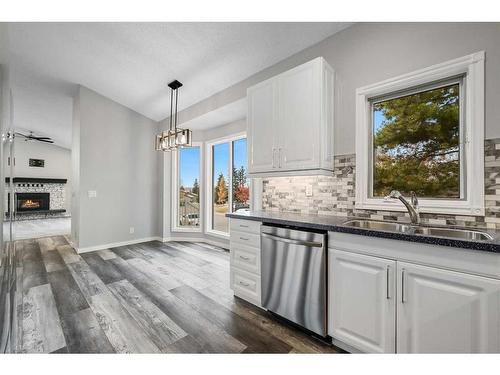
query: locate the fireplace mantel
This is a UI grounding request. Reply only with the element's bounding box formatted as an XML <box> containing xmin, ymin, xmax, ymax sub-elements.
<box><xmin>5</xmin><ymin>177</ymin><xmax>67</xmax><ymax>184</ymax></box>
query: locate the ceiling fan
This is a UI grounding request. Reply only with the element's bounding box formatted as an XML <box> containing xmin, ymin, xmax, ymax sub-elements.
<box><xmin>15</xmin><ymin>131</ymin><xmax>54</xmax><ymax>144</ymax></box>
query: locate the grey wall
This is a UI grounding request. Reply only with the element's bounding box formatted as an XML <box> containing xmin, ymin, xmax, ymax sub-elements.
<box><xmin>0</xmin><ymin>65</ymin><xmax>8</xmax><ymax>248</ymax></box>
<box><xmin>71</xmin><ymin>91</ymin><xmax>80</xmax><ymax>247</ymax></box>
<box><xmin>0</xmin><ymin>61</ymin><xmax>12</xmax><ymax>250</ymax></box>
<box><xmin>172</xmin><ymin>23</ymin><xmax>500</xmax><ymax>155</ymax></box>
<box><xmin>74</xmin><ymin>86</ymin><xmax>160</xmax><ymax>250</ymax></box>
<box><xmin>9</xmin><ymin>138</ymin><xmax>72</xmax><ymax>212</ymax></box>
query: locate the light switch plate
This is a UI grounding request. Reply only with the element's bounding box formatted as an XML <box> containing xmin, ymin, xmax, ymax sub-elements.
<box><xmin>306</xmin><ymin>185</ymin><xmax>313</xmax><ymax>197</ymax></box>
<box><xmin>88</xmin><ymin>190</ymin><xmax>97</xmax><ymax>198</ymax></box>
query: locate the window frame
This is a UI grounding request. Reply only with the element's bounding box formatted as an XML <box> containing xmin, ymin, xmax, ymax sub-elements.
<box><xmin>171</xmin><ymin>141</ymin><xmax>203</xmax><ymax>233</ymax></box>
<box><xmin>205</xmin><ymin>132</ymin><xmax>247</xmax><ymax>238</ymax></box>
<box><xmin>369</xmin><ymin>77</ymin><xmax>465</xmax><ymax>200</ymax></box>
<box><xmin>355</xmin><ymin>51</ymin><xmax>485</xmax><ymax>216</ymax></box>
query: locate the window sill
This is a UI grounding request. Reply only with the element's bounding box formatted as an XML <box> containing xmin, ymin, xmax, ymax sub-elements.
<box><xmin>355</xmin><ymin>199</ymin><xmax>485</xmax><ymax>217</ymax></box>
<box><xmin>171</xmin><ymin>227</ymin><xmax>202</xmax><ymax>233</ymax></box>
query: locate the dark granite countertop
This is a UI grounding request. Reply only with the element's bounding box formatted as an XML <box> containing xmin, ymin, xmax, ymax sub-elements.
<box><xmin>226</xmin><ymin>210</ymin><xmax>500</xmax><ymax>254</ymax></box>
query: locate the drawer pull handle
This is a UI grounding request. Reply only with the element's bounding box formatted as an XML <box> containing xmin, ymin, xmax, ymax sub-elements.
<box><xmin>239</xmin><ymin>255</ymin><xmax>250</xmax><ymax>260</ymax></box>
<box><xmin>239</xmin><ymin>237</ymin><xmax>249</xmax><ymax>241</ymax></box>
<box><xmin>401</xmin><ymin>268</ymin><xmax>406</xmax><ymax>303</ymax></box>
<box><xmin>239</xmin><ymin>281</ymin><xmax>250</xmax><ymax>287</ymax></box>
<box><xmin>386</xmin><ymin>265</ymin><xmax>391</xmax><ymax>299</ymax></box>
<box><xmin>239</xmin><ymin>224</ymin><xmax>249</xmax><ymax>228</ymax></box>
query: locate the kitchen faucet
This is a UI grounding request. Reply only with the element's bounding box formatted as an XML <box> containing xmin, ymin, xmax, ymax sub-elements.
<box><xmin>386</xmin><ymin>190</ymin><xmax>420</xmax><ymax>224</ymax></box>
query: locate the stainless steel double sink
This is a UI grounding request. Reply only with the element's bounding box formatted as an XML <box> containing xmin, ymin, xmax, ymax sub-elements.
<box><xmin>343</xmin><ymin>219</ymin><xmax>493</xmax><ymax>241</ymax></box>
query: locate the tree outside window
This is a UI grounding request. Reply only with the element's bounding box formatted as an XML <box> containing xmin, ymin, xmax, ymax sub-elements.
<box><xmin>372</xmin><ymin>83</ymin><xmax>461</xmax><ymax>199</ymax></box>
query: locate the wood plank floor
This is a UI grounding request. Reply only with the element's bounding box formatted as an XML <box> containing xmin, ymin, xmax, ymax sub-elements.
<box><xmin>13</xmin><ymin>236</ymin><xmax>341</xmax><ymax>354</ymax></box>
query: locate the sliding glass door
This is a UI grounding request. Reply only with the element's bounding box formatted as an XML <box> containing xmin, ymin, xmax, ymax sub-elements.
<box><xmin>207</xmin><ymin>135</ymin><xmax>249</xmax><ymax>236</ymax></box>
<box><xmin>231</xmin><ymin>138</ymin><xmax>249</xmax><ymax>212</ymax></box>
<box><xmin>211</xmin><ymin>142</ymin><xmax>230</xmax><ymax>233</ymax></box>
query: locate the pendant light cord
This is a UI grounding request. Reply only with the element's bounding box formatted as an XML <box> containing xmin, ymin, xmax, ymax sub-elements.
<box><xmin>174</xmin><ymin>88</ymin><xmax>179</xmax><ymax>132</ymax></box>
<box><xmin>169</xmin><ymin>87</ymin><xmax>174</xmax><ymax>132</ymax></box>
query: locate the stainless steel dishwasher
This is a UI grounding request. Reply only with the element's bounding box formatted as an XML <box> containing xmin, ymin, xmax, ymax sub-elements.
<box><xmin>261</xmin><ymin>225</ymin><xmax>327</xmax><ymax>337</ymax></box>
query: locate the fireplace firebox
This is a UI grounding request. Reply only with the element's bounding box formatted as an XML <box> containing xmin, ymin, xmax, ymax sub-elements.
<box><xmin>13</xmin><ymin>192</ymin><xmax>50</xmax><ymax>212</ymax></box>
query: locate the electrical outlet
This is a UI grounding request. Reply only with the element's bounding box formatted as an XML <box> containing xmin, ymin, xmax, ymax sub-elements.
<box><xmin>88</xmin><ymin>190</ymin><xmax>97</xmax><ymax>198</ymax></box>
<box><xmin>306</xmin><ymin>185</ymin><xmax>313</xmax><ymax>197</ymax></box>
<box><xmin>129</xmin><ymin>227</ymin><xmax>135</xmax><ymax>234</ymax></box>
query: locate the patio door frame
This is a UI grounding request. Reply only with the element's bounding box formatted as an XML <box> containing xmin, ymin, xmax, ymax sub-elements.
<box><xmin>204</xmin><ymin>132</ymin><xmax>246</xmax><ymax>239</ymax></box>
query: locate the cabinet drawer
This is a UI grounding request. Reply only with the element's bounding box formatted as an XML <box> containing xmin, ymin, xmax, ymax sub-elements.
<box><xmin>232</xmin><ymin>268</ymin><xmax>261</xmax><ymax>306</ymax></box>
<box><xmin>230</xmin><ymin>219</ymin><xmax>261</xmax><ymax>235</ymax></box>
<box><xmin>230</xmin><ymin>230</ymin><xmax>261</xmax><ymax>248</ymax></box>
<box><xmin>231</xmin><ymin>243</ymin><xmax>260</xmax><ymax>274</ymax></box>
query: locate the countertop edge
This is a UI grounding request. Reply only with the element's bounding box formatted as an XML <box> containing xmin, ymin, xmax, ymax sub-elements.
<box><xmin>226</xmin><ymin>212</ymin><xmax>500</xmax><ymax>254</ymax></box>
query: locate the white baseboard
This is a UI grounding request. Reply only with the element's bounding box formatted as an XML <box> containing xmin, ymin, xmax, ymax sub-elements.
<box><xmin>160</xmin><ymin>236</ymin><xmax>229</xmax><ymax>250</ymax></box>
<box><xmin>76</xmin><ymin>236</ymin><xmax>163</xmax><ymax>254</ymax></box>
<box><xmin>74</xmin><ymin>234</ymin><xmax>230</xmax><ymax>254</ymax></box>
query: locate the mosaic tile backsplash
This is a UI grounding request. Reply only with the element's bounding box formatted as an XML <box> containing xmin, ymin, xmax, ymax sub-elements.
<box><xmin>262</xmin><ymin>138</ymin><xmax>500</xmax><ymax>230</ymax></box>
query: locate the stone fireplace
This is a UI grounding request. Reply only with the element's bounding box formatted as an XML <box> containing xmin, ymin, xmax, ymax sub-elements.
<box><xmin>4</xmin><ymin>177</ymin><xmax>68</xmax><ymax>220</ymax></box>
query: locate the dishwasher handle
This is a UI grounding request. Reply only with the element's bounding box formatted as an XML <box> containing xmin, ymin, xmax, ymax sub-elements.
<box><xmin>261</xmin><ymin>232</ymin><xmax>323</xmax><ymax>247</ymax></box>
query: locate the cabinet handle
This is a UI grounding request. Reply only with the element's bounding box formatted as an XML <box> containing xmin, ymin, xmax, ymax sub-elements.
<box><xmin>272</xmin><ymin>148</ymin><xmax>276</xmax><ymax>168</ymax></box>
<box><xmin>239</xmin><ymin>224</ymin><xmax>249</xmax><ymax>228</ymax></box>
<box><xmin>401</xmin><ymin>268</ymin><xmax>406</xmax><ymax>303</ymax></box>
<box><xmin>239</xmin><ymin>236</ymin><xmax>249</xmax><ymax>241</ymax></box>
<box><xmin>278</xmin><ymin>148</ymin><xmax>282</xmax><ymax>168</ymax></box>
<box><xmin>239</xmin><ymin>281</ymin><xmax>250</xmax><ymax>287</ymax></box>
<box><xmin>386</xmin><ymin>265</ymin><xmax>391</xmax><ymax>299</ymax></box>
<box><xmin>239</xmin><ymin>255</ymin><xmax>250</xmax><ymax>260</ymax></box>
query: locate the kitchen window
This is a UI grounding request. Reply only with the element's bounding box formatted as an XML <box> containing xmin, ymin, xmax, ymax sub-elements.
<box><xmin>172</xmin><ymin>143</ymin><xmax>202</xmax><ymax>232</ymax></box>
<box><xmin>206</xmin><ymin>133</ymin><xmax>249</xmax><ymax>237</ymax></box>
<box><xmin>371</xmin><ymin>80</ymin><xmax>462</xmax><ymax>199</ymax></box>
<box><xmin>356</xmin><ymin>52</ymin><xmax>485</xmax><ymax>215</ymax></box>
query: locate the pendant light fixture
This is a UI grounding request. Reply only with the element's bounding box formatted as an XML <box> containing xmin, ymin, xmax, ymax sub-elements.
<box><xmin>155</xmin><ymin>80</ymin><xmax>192</xmax><ymax>151</ymax></box>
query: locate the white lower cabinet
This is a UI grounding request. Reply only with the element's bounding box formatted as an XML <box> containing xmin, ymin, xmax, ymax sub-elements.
<box><xmin>329</xmin><ymin>248</ymin><xmax>500</xmax><ymax>353</ymax></box>
<box><xmin>397</xmin><ymin>262</ymin><xmax>500</xmax><ymax>353</ymax></box>
<box><xmin>329</xmin><ymin>249</ymin><xmax>396</xmax><ymax>353</ymax></box>
<box><xmin>229</xmin><ymin>218</ymin><xmax>262</xmax><ymax>307</ymax></box>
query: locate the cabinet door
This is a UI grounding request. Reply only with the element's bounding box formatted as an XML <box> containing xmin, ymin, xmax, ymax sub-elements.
<box><xmin>277</xmin><ymin>59</ymin><xmax>321</xmax><ymax>171</ymax></box>
<box><xmin>329</xmin><ymin>249</ymin><xmax>396</xmax><ymax>353</ymax></box>
<box><xmin>397</xmin><ymin>262</ymin><xmax>500</xmax><ymax>353</ymax></box>
<box><xmin>247</xmin><ymin>79</ymin><xmax>278</xmax><ymax>174</ymax></box>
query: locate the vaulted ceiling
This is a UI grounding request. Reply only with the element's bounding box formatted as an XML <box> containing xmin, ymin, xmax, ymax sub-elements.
<box><xmin>5</xmin><ymin>22</ymin><xmax>352</xmax><ymax>147</ymax></box>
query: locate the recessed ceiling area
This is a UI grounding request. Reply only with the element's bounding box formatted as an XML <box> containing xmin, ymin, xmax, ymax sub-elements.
<box><xmin>176</xmin><ymin>98</ymin><xmax>247</xmax><ymax>131</ymax></box>
<box><xmin>4</xmin><ymin>22</ymin><xmax>352</xmax><ymax>147</ymax></box>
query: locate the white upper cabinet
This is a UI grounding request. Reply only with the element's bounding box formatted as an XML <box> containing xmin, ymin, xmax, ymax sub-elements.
<box><xmin>277</xmin><ymin>61</ymin><xmax>320</xmax><ymax>171</ymax></box>
<box><xmin>397</xmin><ymin>262</ymin><xmax>500</xmax><ymax>353</ymax></box>
<box><xmin>247</xmin><ymin>79</ymin><xmax>278</xmax><ymax>174</ymax></box>
<box><xmin>247</xmin><ymin>57</ymin><xmax>334</xmax><ymax>177</ymax></box>
<box><xmin>329</xmin><ymin>249</ymin><xmax>396</xmax><ymax>353</ymax></box>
